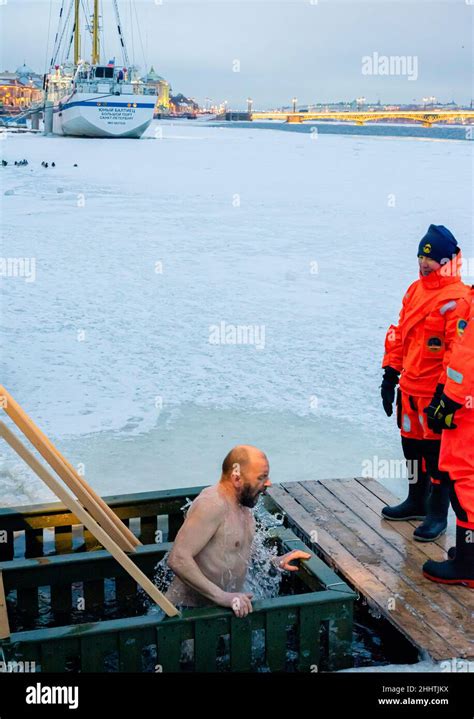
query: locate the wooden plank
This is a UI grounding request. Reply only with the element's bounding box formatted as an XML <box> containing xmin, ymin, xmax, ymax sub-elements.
<box><xmin>0</xmin><ymin>570</ymin><xmax>10</xmax><ymax>639</ymax></box>
<box><xmin>230</xmin><ymin>615</ymin><xmax>252</xmax><ymax>672</ymax></box>
<box><xmin>80</xmin><ymin>634</ymin><xmax>117</xmax><ymax>672</ymax></box>
<box><xmin>338</xmin><ymin>479</ymin><xmax>469</xmax><ymax>611</ymax></box>
<box><xmin>349</xmin><ymin>478</ymin><xmax>453</xmax><ymax>562</ymax></box>
<box><xmin>4</xmin><ymin>641</ymin><xmax>40</xmax><ymax>668</ymax></box>
<box><xmin>140</xmin><ymin>516</ymin><xmax>158</xmax><ymax>545</ymax></box>
<box><xmin>0</xmin><ymin>388</ymin><xmax>139</xmax><ymax>551</ymax></box>
<box><xmin>167</xmin><ymin>513</ymin><xmax>181</xmax><ymax>542</ymax></box>
<box><xmin>194</xmin><ymin>618</ymin><xmax>227</xmax><ymax>672</ymax></box>
<box><xmin>313</xmin><ymin>480</ymin><xmax>474</xmax><ymax>636</ymax></box>
<box><xmin>0</xmin><ymin>543</ymin><xmax>171</xmax><ymax>592</ymax></box>
<box><xmin>329</xmin><ymin>601</ymin><xmax>353</xmax><ymax>671</ymax></box>
<box><xmin>41</xmin><ymin>639</ymin><xmax>79</xmax><ymax>672</ymax></box>
<box><xmin>298</xmin><ymin>481</ymin><xmax>473</xmax><ymax>655</ymax></box>
<box><xmin>297</xmin><ymin>605</ymin><xmax>320</xmax><ymax>672</ymax></box>
<box><xmin>0</xmin><ymin>423</ymin><xmax>180</xmax><ymax>617</ymax></box>
<box><xmin>54</xmin><ymin>525</ymin><xmax>73</xmax><ymax>554</ymax></box>
<box><xmin>265</xmin><ymin>609</ymin><xmax>289</xmax><ymax>672</ymax></box>
<box><xmin>119</xmin><ymin>630</ymin><xmax>144</xmax><ymax>672</ymax></box>
<box><xmin>24</xmin><ymin>529</ymin><xmax>44</xmax><ymax>558</ymax></box>
<box><xmin>156</xmin><ymin>623</ymin><xmax>182</xmax><ymax>672</ymax></box>
<box><xmin>355</xmin><ymin>476</ymin><xmax>454</xmax><ymax>551</ymax></box>
<box><xmin>269</xmin><ymin>483</ymin><xmax>457</xmax><ymax>660</ymax></box>
<box><xmin>84</xmin><ymin>578</ymin><xmax>105</xmax><ymax>612</ymax></box>
<box><xmin>84</xmin><ymin>527</ymin><xmax>103</xmax><ymax>552</ymax></box>
<box><xmin>0</xmin><ymin>487</ymin><xmax>205</xmax><ymax>534</ymax></box>
<box><xmin>274</xmin><ymin>527</ymin><xmax>353</xmax><ymax>592</ymax></box>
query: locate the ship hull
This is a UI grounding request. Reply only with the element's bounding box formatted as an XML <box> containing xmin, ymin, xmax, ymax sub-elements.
<box><xmin>53</xmin><ymin>93</ymin><xmax>156</xmax><ymax>138</ymax></box>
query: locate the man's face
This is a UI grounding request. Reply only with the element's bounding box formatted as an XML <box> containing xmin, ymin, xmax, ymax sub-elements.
<box><xmin>418</xmin><ymin>256</ymin><xmax>441</xmax><ymax>277</ymax></box>
<box><xmin>238</xmin><ymin>456</ymin><xmax>272</xmax><ymax>508</ymax></box>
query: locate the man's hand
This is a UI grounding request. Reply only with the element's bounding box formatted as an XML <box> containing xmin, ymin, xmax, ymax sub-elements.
<box><xmin>221</xmin><ymin>592</ymin><xmax>253</xmax><ymax>618</ymax></box>
<box><xmin>381</xmin><ymin>366</ymin><xmax>400</xmax><ymax>417</ymax></box>
<box><xmin>277</xmin><ymin>549</ymin><xmax>311</xmax><ymax>572</ymax></box>
<box><xmin>424</xmin><ymin>391</ymin><xmax>463</xmax><ymax>433</ymax></box>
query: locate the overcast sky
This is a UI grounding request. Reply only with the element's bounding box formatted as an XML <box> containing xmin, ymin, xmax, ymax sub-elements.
<box><xmin>1</xmin><ymin>0</ymin><xmax>472</xmax><ymax>109</ymax></box>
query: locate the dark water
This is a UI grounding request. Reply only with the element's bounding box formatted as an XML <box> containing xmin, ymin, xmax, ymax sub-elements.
<box><xmin>210</xmin><ymin>120</ymin><xmax>472</xmax><ymax>142</ymax></box>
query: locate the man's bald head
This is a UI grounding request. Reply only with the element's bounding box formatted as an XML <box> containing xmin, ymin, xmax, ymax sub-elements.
<box><xmin>221</xmin><ymin>445</ymin><xmax>271</xmax><ymax>508</ymax></box>
<box><xmin>221</xmin><ymin>445</ymin><xmax>268</xmax><ymax>479</ymax></box>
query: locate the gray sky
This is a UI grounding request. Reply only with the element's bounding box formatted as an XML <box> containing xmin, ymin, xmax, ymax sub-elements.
<box><xmin>1</xmin><ymin>0</ymin><xmax>472</xmax><ymax>109</ymax></box>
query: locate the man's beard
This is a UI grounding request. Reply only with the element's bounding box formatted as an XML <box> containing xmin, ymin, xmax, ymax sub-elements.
<box><xmin>239</xmin><ymin>485</ymin><xmax>265</xmax><ymax>508</ymax></box>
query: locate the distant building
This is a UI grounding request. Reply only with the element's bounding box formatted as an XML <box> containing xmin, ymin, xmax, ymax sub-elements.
<box><xmin>169</xmin><ymin>93</ymin><xmax>199</xmax><ymax>116</ymax></box>
<box><xmin>0</xmin><ymin>64</ymin><xmax>43</xmax><ymax>113</ymax></box>
<box><xmin>142</xmin><ymin>66</ymin><xmax>170</xmax><ymax>114</ymax></box>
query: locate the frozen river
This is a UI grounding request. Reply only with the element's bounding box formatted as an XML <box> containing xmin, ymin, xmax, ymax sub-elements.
<box><xmin>1</xmin><ymin>120</ymin><xmax>473</xmax><ymax>505</ymax></box>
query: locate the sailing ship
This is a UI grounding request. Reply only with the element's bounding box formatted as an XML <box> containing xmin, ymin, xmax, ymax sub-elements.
<box><xmin>45</xmin><ymin>0</ymin><xmax>157</xmax><ymax>138</ymax></box>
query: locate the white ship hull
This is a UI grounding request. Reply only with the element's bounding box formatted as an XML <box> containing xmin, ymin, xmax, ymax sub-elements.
<box><xmin>53</xmin><ymin>92</ymin><xmax>155</xmax><ymax>138</ymax></box>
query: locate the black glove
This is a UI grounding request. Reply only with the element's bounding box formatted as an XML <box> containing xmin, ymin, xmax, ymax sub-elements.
<box><xmin>381</xmin><ymin>366</ymin><xmax>400</xmax><ymax>417</ymax></box>
<box><xmin>423</xmin><ymin>384</ymin><xmax>445</xmax><ymax>433</ymax></box>
<box><xmin>424</xmin><ymin>389</ymin><xmax>463</xmax><ymax>433</ymax></box>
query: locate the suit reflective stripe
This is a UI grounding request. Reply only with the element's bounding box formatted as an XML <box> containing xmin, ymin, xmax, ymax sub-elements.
<box><xmin>440</xmin><ymin>300</ymin><xmax>457</xmax><ymax>315</ymax></box>
<box><xmin>447</xmin><ymin>367</ymin><xmax>464</xmax><ymax>384</ymax></box>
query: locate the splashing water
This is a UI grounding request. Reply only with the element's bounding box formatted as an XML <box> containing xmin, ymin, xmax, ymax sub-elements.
<box><xmin>243</xmin><ymin>498</ymin><xmax>284</xmax><ymax>600</ymax></box>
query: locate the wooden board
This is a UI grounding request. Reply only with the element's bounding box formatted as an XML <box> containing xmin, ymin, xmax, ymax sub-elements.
<box><xmin>0</xmin><ymin>422</ymin><xmax>180</xmax><ymax>621</ymax></box>
<box><xmin>268</xmin><ymin>478</ymin><xmax>474</xmax><ymax>661</ymax></box>
<box><xmin>0</xmin><ymin>386</ymin><xmax>139</xmax><ymax>552</ymax></box>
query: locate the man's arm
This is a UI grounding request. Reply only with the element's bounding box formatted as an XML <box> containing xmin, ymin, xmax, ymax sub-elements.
<box><xmin>438</xmin><ymin>297</ymin><xmax>472</xmax><ymax>386</ymax></box>
<box><xmin>444</xmin><ymin>315</ymin><xmax>474</xmax><ymax>405</ymax></box>
<box><xmin>425</xmin><ymin>308</ymin><xmax>474</xmax><ymax>432</ymax></box>
<box><xmin>382</xmin><ymin>286</ymin><xmax>413</xmax><ymax>372</ymax></box>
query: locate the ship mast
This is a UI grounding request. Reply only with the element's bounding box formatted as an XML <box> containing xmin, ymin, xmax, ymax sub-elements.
<box><xmin>92</xmin><ymin>0</ymin><xmax>100</xmax><ymax>65</ymax></box>
<box><xmin>73</xmin><ymin>0</ymin><xmax>80</xmax><ymax>66</ymax></box>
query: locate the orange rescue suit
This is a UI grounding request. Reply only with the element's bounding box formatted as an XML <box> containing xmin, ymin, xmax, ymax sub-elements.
<box><xmin>440</xmin><ymin>298</ymin><xmax>474</xmax><ymax>528</ymax></box>
<box><xmin>383</xmin><ymin>252</ymin><xmax>472</xmax><ymax>398</ymax></box>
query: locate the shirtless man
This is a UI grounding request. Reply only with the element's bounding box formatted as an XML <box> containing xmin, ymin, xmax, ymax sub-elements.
<box><xmin>166</xmin><ymin>445</ymin><xmax>311</xmax><ymax>618</ymax></box>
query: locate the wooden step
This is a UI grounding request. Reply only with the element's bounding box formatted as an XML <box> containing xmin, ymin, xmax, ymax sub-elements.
<box><xmin>268</xmin><ymin>478</ymin><xmax>474</xmax><ymax>661</ymax></box>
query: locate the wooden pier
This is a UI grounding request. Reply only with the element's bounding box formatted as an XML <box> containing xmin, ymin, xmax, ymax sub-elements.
<box><xmin>268</xmin><ymin>477</ymin><xmax>474</xmax><ymax>661</ymax></box>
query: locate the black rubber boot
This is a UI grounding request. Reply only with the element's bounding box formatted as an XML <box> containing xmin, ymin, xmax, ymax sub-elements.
<box><xmin>413</xmin><ymin>439</ymin><xmax>450</xmax><ymax>541</ymax></box>
<box><xmin>413</xmin><ymin>480</ymin><xmax>450</xmax><ymax>542</ymax></box>
<box><xmin>423</xmin><ymin>524</ymin><xmax>474</xmax><ymax>587</ymax></box>
<box><xmin>382</xmin><ymin>437</ymin><xmax>429</xmax><ymax>520</ymax></box>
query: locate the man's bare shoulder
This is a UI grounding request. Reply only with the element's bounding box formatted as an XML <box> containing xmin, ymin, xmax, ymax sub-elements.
<box><xmin>187</xmin><ymin>485</ymin><xmax>228</xmax><ymax>520</ymax></box>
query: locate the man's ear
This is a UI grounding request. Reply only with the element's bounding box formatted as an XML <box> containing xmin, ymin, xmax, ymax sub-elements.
<box><xmin>231</xmin><ymin>462</ymin><xmax>241</xmax><ymax>482</ymax></box>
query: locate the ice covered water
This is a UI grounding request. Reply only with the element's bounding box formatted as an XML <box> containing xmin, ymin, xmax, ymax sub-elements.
<box><xmin>1</xmin><ymin>121</ymin><xmax>472</xmax><ymax>505</ymax></box>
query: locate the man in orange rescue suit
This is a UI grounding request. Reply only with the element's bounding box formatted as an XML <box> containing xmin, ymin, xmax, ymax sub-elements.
<box><xmin>422</xmin><ymin>299</ymin><xmax>474</xmax><ymax>586</ymax></box>
<box><xmin>380</xmin><ymin>225</ymin><xmax>471</xmax><ymax>542</ymax></box>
